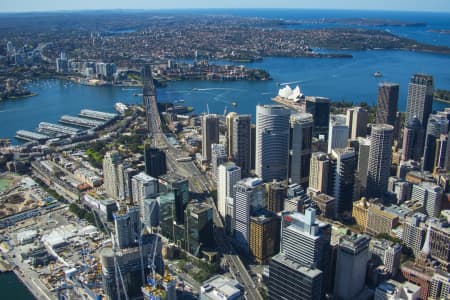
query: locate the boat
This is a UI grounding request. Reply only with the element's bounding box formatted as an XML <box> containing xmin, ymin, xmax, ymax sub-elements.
<box><xmin>231</xmin><ymin>101</ymin><xmax>238</xmax><ymax>107</ymax></box>
<box><xmin>373</xmin><ymin>71</ymin><xmax>383</xmax><ymax>77</ymax></box>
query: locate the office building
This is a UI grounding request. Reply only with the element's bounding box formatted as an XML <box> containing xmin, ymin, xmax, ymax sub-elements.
<box><xmin>200</xmin><ymin>275</ymin><xmax>243</xmax><ymax>300</ymax></box>
<box><xmin>118</xmin><ymin>163</ymin><xmax>138</xmax><ymax>204</ymax></box>
<box><xmin>403</xmin><ymin>213</ymin><xmax>428</xmax><ymax>256</ymax></box>
<box><xmin>434</xmin><ymin>134</ymin><xmax>448</xmax><ymax>171</ymax></box>
<box><xmin>334</xmin><ymin>234</ymin><xmax>371</xmax><ymax>300</ymax></box>
<box><xmin>406</xmin><ymin>74</ymin><xmax>434</xmax><ymax>129</ymax></box>
<box><xmin>225</xmin><ymin>112</ymin><xmax>237</xmax><ymax>158</ymax></box>
<box><xmin>266</xmin><ymin>180</ymin><xmax>287</xmax><ymax>213</ymax></box>
<box><xmin>211</xmin><ymin>144</ymin><xmax>227</xmax><ymax>180</ymax></box>
<box><xmin>328</xmin><ymin>114</ymin><xmax>349</xmax><ymax>154</ymax></box>
<box><xmin>255</xmin><ymin>105</ymin><xmax>290</xmax><ymax>182</ymax></box>
<box><xmin>131</xmin><ymin>172</ymin><xmax>158</xmax><ymax>215</ymax></box>
<box><xmin>374</xmin><ymin>280</ymin><xmax>421</xmax><ymax>300</ymax></box>
<box><xmin>249</xmin><ymin>212</ymin><xmax>279</xmax><ymax>263</ymax></box>
<box><xmin>411</xmin><ymin>182</ymin><xmax>443</xmax><ymax>218</ymax></box>
<box><xmin>422</xmin><ymin>114</ymin><xmax>448</xmax><ymax>172</ymax></box>
<box><xmin>306</xmin><ymin>96</ymin><xmax>330</xmax><ymax>138</ymax></box>
<box><xmin>384</xmin><ymin>243</ymin><xmax>402</xmax><ymax>277</ymax></box>
<box><xmin>143</xmin><ymin>197</ymin><xmax>160</xmax><ymax>229</ymax></box>
<box><xmin>356</xmin><ymin>137</ymin><xmax>371</xmax><ymax>198</ymax></box>
<box><xmin>113</xmin><ymin>206</ymin><xmax>141</xmax><ymax>249</ymax></box>
<box><xmin>185</xmin><ymin>201</ymin><xmax>213</xmax><ymax>257</ymax></box>
<box><xmin>311</xmin><ymin>194</ymin><xmax>336</xmax><ymax>219</ymax></box>
<box><xmin>250</xmin><ymin>124</ymin><xmax>256</xmax><ymax>171</ymax></box>
<box><xmin>329</xmin><ymin>148</ymin><xmax>357</xmax><ymax>218</ymax></box>
<box><xmin>158</xmin><ymin>192</ymin><xmax>177</xmax><ymax>241</ymax></box>
<box><xmin>217</xmin><ymin>162</ymin><xmax>241</xmax><ymax>217</ymax></box>
<box><xmin>228</xmin><ymin>114</ymin><xmax>252</xmax><ymax>176</ymax></box>
<box><xmin>402</xmin><ymin>117</ymin><xmax>422</xmax><ymax>162</ymax></box>
<box><xmin>376</xmin><ymin>83</ymin><xmax>399</xmax><ymax>126</ymax></box>
<box><xmin>269</xmin><ymin>253</ymin><xmax>323</xmax><ymax>300</ymax></box>
<box><xmin>367</xmin><ymin>124</ymin><xmax>394</xmax><ymax>199</ymax></box>
<box><xmin>288</xmin><ymin>113</ymin><xmax>313</xmax><ymax>186</ymax></box>
<box><xmin>233</xmin><ymin>177</ymin><xmax>265</xmax><ymax>250</ymax></box>
<box><xmin>388</xmin><ymin>177</ymin><xmax>412</xmax><ymax>204</ymax></box>
<box><xmin>144</xmin><ymin>143</ymin><xmax>167</xmax><ymax>178</ymax></box>
<box><xmin>202</xmin><ymin>114</ymin><xmax>219</xmax><ymax>162</ymax></box>
<box><xmin>308</xmin><ymin>152</ymin><xmax>330</xmax><ymax>195</ymax></box>
<box><xmin>158</xmin><ymin>174</ymin><xmax>189</xmax><ymax>226</ymax></box>
<box><xmin>430</xmin><ymin>272</ymin><xmax>450</xmax><ymax>300</ymax></box>
<box><xmin>103</xmin><ymin>150</ymin><xmax>122</xmax><ymax>200</ymax></box>
<box><xmin>352</xmin><ymin>198</ymin><xmax>399</xmax><ymax>236</ymax></box>
<box><xmin>347</xmin><ymin>106</ymin><xmax>368</xmax><ymax>139</ymax></box>
<box><xmin>281</xmin><ymin>209</ymin><xmax>331</xmax><ymax>270</ymax></box>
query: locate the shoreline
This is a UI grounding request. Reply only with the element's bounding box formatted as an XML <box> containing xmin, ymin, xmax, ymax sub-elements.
<box><xmin>0</xmin><ymin>93</ymin><xmax>37</xmax><ymax>101</ymax></box>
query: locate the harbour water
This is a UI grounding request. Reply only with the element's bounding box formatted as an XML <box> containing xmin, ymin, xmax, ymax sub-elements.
<box><xmin>0</xmin><ymin>271</ymin><xmax>35</xmax><ymax>299</ymax></box>
<box><xmin>2</xmin><ymin>49</ymin><xmax>450</xmax><ymax>143</ymax></box>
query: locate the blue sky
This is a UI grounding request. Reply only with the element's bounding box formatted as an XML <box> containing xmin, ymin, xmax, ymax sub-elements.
<box><xmin>1</xmin><ymin>0</ymin><xmax>450</xmax><ymax>12</ymax></box>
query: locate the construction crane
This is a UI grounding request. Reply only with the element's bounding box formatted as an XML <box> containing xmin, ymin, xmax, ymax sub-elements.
<box><xmin>93</xmin><ymin>211</ymin><xmax>129</xmax><ymax>300</ymax></box>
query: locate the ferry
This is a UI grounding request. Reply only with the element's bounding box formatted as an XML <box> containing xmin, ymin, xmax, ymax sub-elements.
<box><xmin>231</xmin><ymin>101</ymin><xmax>238</xmax><ymax>107</ymax></box>
<box><xmin>373</xmin><ymin>71</ymin><xmax>383</xmax><ymax>77</ymax></box>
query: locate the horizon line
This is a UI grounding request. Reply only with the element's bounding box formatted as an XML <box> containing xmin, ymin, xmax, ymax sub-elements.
<box><xmin>0</xmin><ymin>7</ymin><xmax>450</xmax><ymax>14</ymax></box>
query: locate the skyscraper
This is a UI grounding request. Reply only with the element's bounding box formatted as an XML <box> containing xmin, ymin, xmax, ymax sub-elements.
<box><xmin>255</xmin><ymin>105</ymin><xmax>290</xmax><ymax>182</ymax></box>
<box><xmin>376</xmin><ymin>82</ymin><xmax>399</xmax><ymax>126</ymax></box>
<box><xmin>249</xmin><ymin>212</ymin><xmax>279</xmax><ymax>264</ymax></box>
<box><xmin>406</xmin><ymin>74</ymin><xmax>434</xmax><ymax>130</ymax></box>
<box><xmin>422</xmin><ymin>114</ymin><xmax>448</xmax><ymax>172</ymax></box>
<box><xmin>230</xmin><ymin>114</ymin><xmax>252</xmax><ymax>176</ymax></box>
<box><xmin>226</xmin><ymin>112</ymin><xmax>237</xmax><ymax>158</ymax></box>
<box><xmin>306</xmin><ymin>96</ymin><xmax>330</xmax><ymax>138</ymax></box>
<box><xmin>131</xmin><ymin>172</ymin><xmax>158</xmax><ymax>217</ymax></box>
<box><xmin>269</xmin><ymin>254</ymin><xmax>323</xmax><ymax>300</ymax></box>
<box><xmin>333</xmin><ymin>234</ymin><xmax>371</xmax><ymax>300</ymax></box>
<box><xmin>411</xmin><ymin>182</ymin><xmax>443</xmax><ymax>218</ymax></box>
<box><xmin>113</xmin><ymin>205</ymin><xmax>141</xmax><ymax>249</ymax></box>
<box><xmin>288</xmin><ymin>113</ymin><xmax>313</xmax><ymax>186</ymax></box>
<box><xmin>103</xmin><ymin>150</ymin><xmax>122</xmax><ymax>200</ymax></box>
<box><xmin>328</xmin><ymin>115</ymin><xmax>349</xmax><ymax>154</ymax></box>
<box><xmin>402</xmin><ymin>117</ymin><xmax>422</xmax><ymax>162</ymax></box>
<box><xmin>436</xmin><ymin>136</ymin><xmax>449</xmax><ymax>172</ymax></box>
<box><xmin>202</xmin><ymin>114</ymin><xmax>219</xmax><ymax>162</ymax></box>
<box><xmin>356</xmin><ymin>137</ymin><xmax>371</xmax><ymax>199</ymax></box>
<box><xmin>329</xmin><ymin>148</ymin><xmax>357</xmax><ymax>218</ymax></box>
<box><xmin>144</xmin><ymin>142</ymin><xmax>167</xmax><ymax>178</ymax></box>
<box><xmin>211</xmin><ymin>143</ymin><xmax>227</xmax><ymax>180</ymax></box>
<box><xmin>184</xmin><ymin>201</ymin><xmax>213</xmax><ymax>257</ymax></box>
<box><xmin>308</xmin><ymin>152</ymin><xmax>330</xmax><ymax>195</ymax></box>
<box><xmin>278</xmin><ymin>208</ymin><xmax>332</xmax><ymax>297</ymax></box>
<box><xmin>281</xmin><ymin>208</ymin><xmax>331</xmax><ymax>270</ymax></box>
<box><xmin>266</xmin><ymin>180</ymin><xmax>287</xmax><ymax>213</ymax></box>
<box><xmin>158</xmin><ymin>174</ymin><xmax>189</xmax><ymax>226</ymax></box>
<box><xmin>217</xmin><ymin>162</ymin><xmax>241</xmax><ymax>217</ymax></box>
<box><xmin>233</xmin><ymin>177</ymin><xmax>265</xmax><ymax>250</ymax></box>
<box><xmin>367</xmin><ymin>124</ymin><xmax>394</xmax><ymax>199</ymax></box>
<box><xmin>346</xmin><ymin>107</ymin><xmax>368</xmax><ymax>140</ymax></box>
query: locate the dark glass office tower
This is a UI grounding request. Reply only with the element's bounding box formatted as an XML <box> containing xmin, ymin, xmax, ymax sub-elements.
<box><xmin>306</xmin><ymin>96</ymin><xmax>330</xmax><ymax>139</ymax></box>
<box><xmin>144</xmin><ymin>142</ymin><xmax>167</xmax><ymax>178</ymax></box>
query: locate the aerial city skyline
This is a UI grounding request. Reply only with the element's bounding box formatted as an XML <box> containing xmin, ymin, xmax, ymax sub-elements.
<box><xmin>0</xmin><ymin>4</ymin><xmax>450</xmax><ymax>300</ymax></box>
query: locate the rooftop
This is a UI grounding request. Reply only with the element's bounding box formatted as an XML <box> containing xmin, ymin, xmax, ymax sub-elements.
<box><xmin>272</xmin><ymin>253</ymin><xmax>322</xmax><ymax>278</ymax></box>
